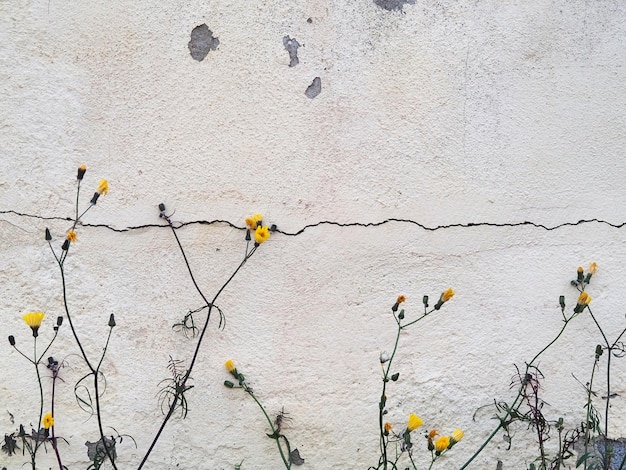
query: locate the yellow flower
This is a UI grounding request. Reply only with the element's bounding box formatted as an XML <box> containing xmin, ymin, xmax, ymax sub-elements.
<box><xmin>42</xmin><ymin>412</ymin><xmax>54</xmax><ymax>429</ymax></box>
<box><xmin>450</xmin><ymin>428</ymin><xmax>464</xmax><ymax>445</ymax></box>
<box><xmin>254</xmin><ymin>225</ymin><xmax>270</xmax><ymax>244</ymax></box>
<box><xmin>66</xmin><ymin>230</ymin><xmax>77</xmax><ymax>243</ymax></box>
<box><xmin>225</xmin><ymin>360</ymin><xmax>236</xmax><ymax>373</ymax></box>
<box><xmin>97</xmin><ymin>179</ymin><xmax>109</xmax><ymax>195</ymax></box>
<box><xmin>397</xmin><ymin>295</ymin><xmax>406</xmax><ymax>304</ymax></box>
<box><xmin>407</xmin><ymin>413</ymin><xmax>423</xmax><ymax>432</ymax></box>
<box><xmin>577</xmin><ymin>291</ymin><xmax>592</xmax><ymax>306</ymax></box>
<box><xmin>435</xmin><ymin>435</ymin><xmax>451</xmax><ymax>453</ymax></box>
<box><xmin>577</xmin><ymin>266</ymin><xmax>584</xmax><ymax>274</ymax></box>
<box><xmin>442</xmin><ymin>288</ymin><xmax>455</xmax><ymax>302</ymax></box>
<box><xmin>384</xmin><ymin>422</ymin><xmax>392</xmax><ymax>434</ymax></box>
<box><xmin>589</xmin><ymin>262</ymin><xmax>598</xmax><ymax>274</ymax></box>
<box><xmin>23</xmin><ymin>312</ymin><xmax>45</xmax><ymax>337</ymax></box>
<box><xmin>246</xmin><ymin>213</ymin><xmax>263</xmax><ymax>230</ymax></box>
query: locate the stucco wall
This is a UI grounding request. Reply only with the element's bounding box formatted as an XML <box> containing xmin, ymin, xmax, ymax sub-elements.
<box><xmin>1</xmin><ymin>1</ymin><xmax>625</xmax><ymax>469</ymax></box>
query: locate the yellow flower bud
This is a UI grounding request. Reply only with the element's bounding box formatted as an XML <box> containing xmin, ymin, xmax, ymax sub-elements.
<box><xmin>384</xmin><ymin>422</ymin><xmax>392</xmax><ymax>435</ymax></box>
<box><xmin>577</xmin><ymin>291</ymin><xmax>592</xmax><ymax>306</ymax></box>
<box><xmin>589</xmin><ymin>262</ymin><xmax>598</xmax><ymax>274</ymax></box>
<box><xmin>225</xmin><ymin>360</ymin><xmax>236</xmax><ymax>373</ymax></box>
<box><xmin>66</xmin><ymin>230</ymin><xmax>77</xmax><ymax>243</ymax></box>
<box><xmin>442</xmin><ymin>288</ymin><xmax>455</xmax><ymax>302</ymax></box>
<box><xmin>450</xmin><ymin>428</ymin><xmax>464</xmax><ymax>445</ymax></box>
<box><xmin>97</xmin><ymin>179</ymin><xmax>109</xmax><ymax>195</ymax></box>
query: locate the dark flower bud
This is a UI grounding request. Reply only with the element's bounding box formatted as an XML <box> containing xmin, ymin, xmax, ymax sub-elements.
<box><xmin>45</xmin><ymin>228</ymin><xmax>52</xmax><ymax>241</ymax></box>
<box><xmin>584</xmin><ymin>273</ymin><xmax>592</xmax><ymax>284</ymax></box>
<box><xmin>56</xmin><ymin>316</ymin><xmax>63</xmax><ymax>326</ymax></box>
<box><xmin>245</xmin><ymin>229</ymin><xmax>251</xmax><ymax>241</ymax></box>
<box><xmin>77</xmin><ymin>164</ymin><xmax>87</xmax><ymax>180</ymax></box>
<box><xmin>595</xmin><ymin>344</ymin><xmax>603</xmax><ymax>359</ymax></box>
<box><xmin>158</xmin><ymin>203</ymin><xmax>166</xmax><ymax>212</ymax></box>
<box><xmin>391</xmin><ymin>372</ymin><xmax>400</xmax><ymax>381</ymax></box>
<box><xmin>224</xmin><ymin>380</ymin><xmax>234</xmax><ymax>388</ymax></box>
<box><xmin>61</xmin><ymin>239</ymin><xmax>70</xmax><ymax>251</ymax></box>
<box><xmin>90</xmin><ymin>192</ymin><xmax>100</xmax><ymax>205</ymax></box>
<box><xmin>559</xmin><ymin>296</ymin><xmax>565</xmax><ymax>308</ymax></box>
<box><xmin>108</xmin><ymin>314</ymin><xmax>116</xmax><ymax>327</ymax></box>
<box><xmin>48</xmin><ymin>357</ymin><xmax>55</xmax><ymax>365</ymax></box>
<box><xmin>398</xmin><ymin>310</ymin><xmax>404</xmax><ymax>320</ymax></box>
<box><xmin>270</xmin><ymin>224</ymin><xmax>277</xmax><ymax>232</ymax></box>
<box><xmin>423</xmin><ymin>295</ymin><xmax>429</xmax><ymax>306</ymax></box>
<box><xmin>391</xmin><ymin>302</ymin><xmax>399</xmax><ymax>312</ymax></box>
<box><xmin>577</xmin><ymin>266</ymin><xmax>584</xmax><ymax>283</ymax></box>
<box><xmin>8</xmin><ymin>335</ymin><xmax>15</xmax><ymax>346</ymax></box>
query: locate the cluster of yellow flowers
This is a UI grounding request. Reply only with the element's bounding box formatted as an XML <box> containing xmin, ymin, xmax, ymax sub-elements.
<box><xmin>428</xmin><ymin>428</ymin><xmax>464</xmax><ymax>455</ymax></box>
<box><xmin>245</xmin><ymin>213</ymin><xmax>270</xmax><ymax>245</ymax></box>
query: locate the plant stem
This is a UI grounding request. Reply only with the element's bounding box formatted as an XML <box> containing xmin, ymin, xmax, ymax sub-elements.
<box><xmin>459</xmin><ymin>317</ymin><xmax>573</xmax><ymax>469</ymax></box>
<box><xmin>137</xmin><ymin>218</ymin><xmax>256</xmax><ymax>469</ymax></box>
<box><xmin>247</xmin><ymin>389</ymin><xmax>291</xmax><ymax>469</ymax></box>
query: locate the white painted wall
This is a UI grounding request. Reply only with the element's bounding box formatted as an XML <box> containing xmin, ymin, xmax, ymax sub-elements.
<box><xmin>1</xmin><ymin>1</ymin><xmax>625</xmax><ymax>469</ymax></box>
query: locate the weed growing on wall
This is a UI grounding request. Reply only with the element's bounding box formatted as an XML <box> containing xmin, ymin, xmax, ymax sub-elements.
<box><xmin>3</xmin><ymin>167</ymin><xmax>275</xmax><ymax>469</ymax></box>
<box><xmin>223</xmin><ymin>360</ymin><xmax>305</xmax><ymax>469</ymax></box>
<box><xmin>461</xmin><ymin>263</ymin><xmax>626</xmax><ymax>470</ymax></box>
<box><xmin>370</xmin><ymin>291</ymin><xmax>464</xmax><ymax>470</ymax></box>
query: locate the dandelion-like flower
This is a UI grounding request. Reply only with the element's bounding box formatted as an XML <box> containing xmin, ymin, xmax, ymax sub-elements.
<box><xmin>577</xmin><ymin>291</ymin><xmax>592</xmax><ymax>306</ymax></box>
<box><xmin>23</xmin><ymin>312</ymin><xmax>45</xmax><ymax>337</ymax></box>
<box><xmin>442</xmin><ymin>288</ymin><xmax>455</xmax><ymax>302</ymax></box>
<box><xmin>97</xmin><ymin>179</ymin><xmax>109</xmax><ymax>195</ymax></box>
<box><xmin>254</xmin><ymin>225</ymin><xmax>270</xmax><ymax>244</ymax></box>
<box><xmin>407</xmin><ymin>413</ymin><xmax>423</xmax><ymax>432</ymax></box>
<box><xmin>246</xmin><ymin>213</ymin><xmax>263</xmax><ymax>230</ymax></box>
<box><xmin>435</xmin><ymin>435</ymin><xmax>450</xmax><ymax>453</ymax></box>
<box><xmin>42</xmin><ymin>412</ymin><xmax>54</xmax><ymax>429</ymax></box>
<box><xmin>397</xmin><ymin>295</ymin><xmax>406</xmax><ymax>304</ymax></box>
<box><xmin>450</xmin><ymin>428</ymin><xmax>464</xmax><ymax>445</ymax></box>
<box><xmin>66</xmin><ymin>230</ymin><xmax>77</xmax><ymax>243</ymax></box>
<box><xmin>225</xmin><ymin>359</ymin><xmax>236</xmax><ymax>373</ymax></box>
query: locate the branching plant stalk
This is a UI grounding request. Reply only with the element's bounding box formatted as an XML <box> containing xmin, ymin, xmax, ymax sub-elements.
<box><xmin>247</xmin><ymin>389</ymin><xmax>291</xmax><ymax>469</ymax></box>
<box><xmin>52</xmin><ymin>247</ymin><xmax>118</xmax><ymax>470</ymax></box>
<box><xmin>137</xmin><ymin>214</ymin><xmax>257</xmax><ymax>469</ymax></box>
<box><xmin>459</xmin><ymin>315</ymin><xmax>575</xmax><ymax>470</ymax></box>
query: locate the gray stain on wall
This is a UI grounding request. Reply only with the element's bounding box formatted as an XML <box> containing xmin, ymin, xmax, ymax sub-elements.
<box><xmin>283</xmin><ymin>36</ymin><xmax>301</xmax><ymax>67</ymax></box>
<box><xmin>188</xmin><ymin>24</ymin><xmax>220</xmax><ymax>61</ymax></box>
<box><xmin>305</xmin><ymin>77</ymin><xmax>321</xmax><ymax>99</ymax></box>
<box><xmin>374</xmin><ymin>0</ymin><xmax>416</xmax><ymax>11</ymax></box>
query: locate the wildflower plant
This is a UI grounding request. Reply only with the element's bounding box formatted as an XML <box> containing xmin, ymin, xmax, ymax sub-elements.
<box><xmin>223</xmin><ymin>360</ymin><xmax>304</xmax><ymax>469</ymax></box>
<box><xmin>371</xmin><ymin>292</ymin><xmax>463</xmax><ymax>470</ymax></box>
<box><xmin>137</xmin><ymin>208</ymin><xmax>275</xmax><ymax>468</ymax></box>
<box><xmin>460</xmin><ymin>263</ymin><xmax>626</xmax><ymax>470</ymax></box>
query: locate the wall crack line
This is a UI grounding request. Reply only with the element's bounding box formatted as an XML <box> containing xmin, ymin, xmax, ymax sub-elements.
<box><xmin>1</xmin><ymin>210</ymin><xmax>624</xmax><ymax>236</ymax></box>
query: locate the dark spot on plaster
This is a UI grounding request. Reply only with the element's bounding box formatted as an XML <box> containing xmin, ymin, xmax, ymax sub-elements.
<box><xmin>305</xmin><ymin>77</ymin><xmax>321</xmax><ymax>99</ymax></box>
<box><xmin>374</xmin><ymin>0</ymin><xmax>416</xmax><ymax>11</ymax></box>
<box><xmin>283</xmin><ymin>36</ymin><xmax>301</xmax><ymax>67</ymax></box>
<box><xmin>307</xmin><ymin>17</ymin><xmax>313</xmax><ymax>23</ymax></box>
<box><xmin>188</xmin><ymin>24</ymin><xmax>219</xmax><ymax>61</ymax></box>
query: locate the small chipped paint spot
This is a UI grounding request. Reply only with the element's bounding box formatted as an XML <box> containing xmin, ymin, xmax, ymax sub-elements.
<box><xmin>305</xmin><ymin>77</ymin><xmax>321</xmax><ymax>99</ymax></box>
<box><xmin>188</xmin><ymin>24</ymin><xmax>220</xmax><ymax>61</ymax></box>
<box><xmin>283</xmin><ymin>36</ymin><xmax>301</xmax><ymax>67</ymax></box>
<box><xmin>374</xmin><ymin>0</ymin><xmax>416</xmax><ymax>11</ymax></box>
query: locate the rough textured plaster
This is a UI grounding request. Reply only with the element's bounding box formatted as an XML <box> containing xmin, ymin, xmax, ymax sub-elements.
<box><xmin>1</xmin><ymin>1</ymin><xmax>625</xmax><ymax>469</ymax></box>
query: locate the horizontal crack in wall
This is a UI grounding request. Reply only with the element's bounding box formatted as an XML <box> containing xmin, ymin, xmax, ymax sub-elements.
<box><xmin>1</xmin><ymin>210</ymin><xmax>624</xmax><ymax>236</ymax></box>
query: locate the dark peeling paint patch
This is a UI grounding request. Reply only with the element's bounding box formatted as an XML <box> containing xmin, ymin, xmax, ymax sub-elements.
<box><xmin>283</xmin><ymin>36</ymin><xmax>301</xmax><ymax>67</ymax></box>
<box><xmin>305</xmin><ymin>77</ymin><xmax>321</xmax><ymax>99</ymax></box>
<box><xmin>374</xmin><ymin>0</ymin><xmax>416</xmax><ymax>11</ymax></box>
<box><xmin>188</xmin><ymin>24</ymin><xmax>219</xmax><ymax>61</ymax></box>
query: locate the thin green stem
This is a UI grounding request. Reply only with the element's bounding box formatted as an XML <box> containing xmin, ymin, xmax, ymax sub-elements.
<box><xmin>34</xmin><ymin>337</ymin><xmax>44</xmax><ymax>458</ymax></box>
<box><xmin>584</xmin><ymin>353</ymin><xmax>600</xmax><ymax>470</ymax></box>
<box><xmin>459</xmin><ymin>316</ymin><xmax>574</xmax><ymax>469</ymax></box>
<box><xmin>246</xmin><ymin>389</ymin><xmax>290</xmax><ymax>469</ymax></box>
<box><xmin>138</xmin><ymin>217</ymin><xmax>256</xmax><ymax>469</ymax></box>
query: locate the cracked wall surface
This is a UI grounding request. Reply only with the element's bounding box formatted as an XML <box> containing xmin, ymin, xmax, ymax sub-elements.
<box><xmin>1</xmin><ymin>1</ymin><xmax>626</xmax><ymax>469</ymax></box>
